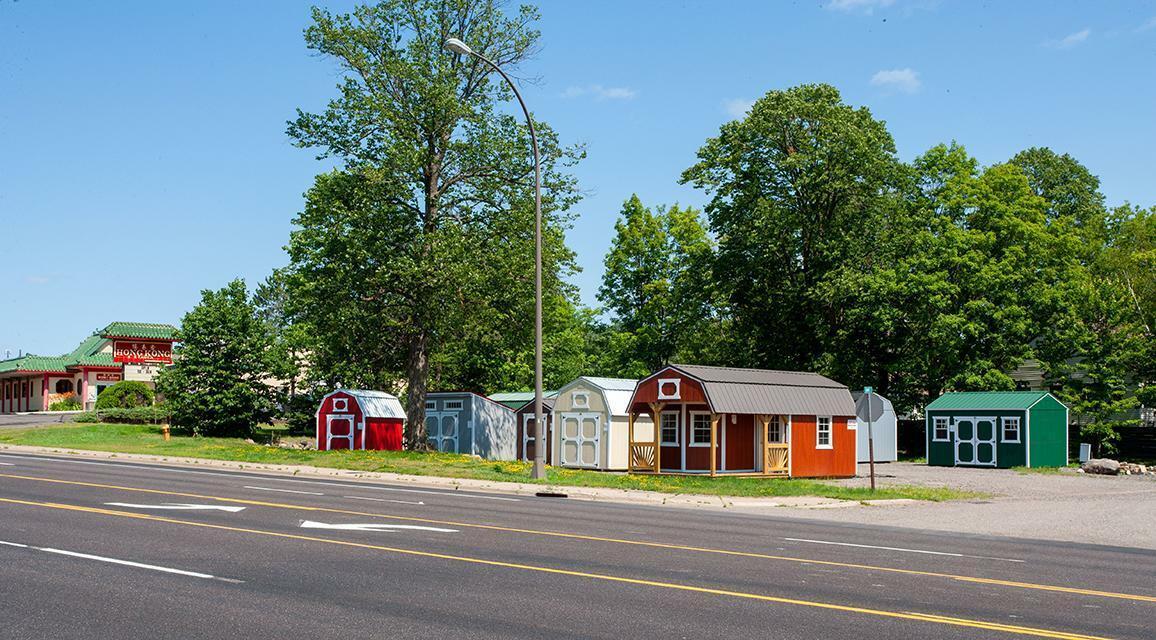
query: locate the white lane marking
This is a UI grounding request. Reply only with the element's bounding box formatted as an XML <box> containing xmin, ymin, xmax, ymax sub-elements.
<box><xmin>300</xmin><ymin>520</ymin><xmax>457</xmax><ymax>533</ymax></box>
<box><xmin>343</xmin><ymin>495</ymin><xmax>424</xmax><ymax>506</ymax></box>
<box><xmin>243</xmin><ymin>486</ymin><xmax>324</xmax><ymax>496</ymax></box>
<box><xmin>0</xmin><ymin>539</ymin><xmax>239</xmax><ymax>581</ymax></box>
<box><xmin>105</xmin><ymin>502</ymin><xmax>247</xmax><ymax>513</ymax></box>
<box><xmin>782</xmin><ymin>538</ymin><xmax>1025</xmax><ymax>563</ymax></box>
<box><xmin>0</xmin><ymin>453</ymin><xmax>520</xmax><ymax>501</ymax></box>
<box><xmin>0</xmin><ymin>462</ymin><xmax>15</xmax><ymax>466</ymax></box>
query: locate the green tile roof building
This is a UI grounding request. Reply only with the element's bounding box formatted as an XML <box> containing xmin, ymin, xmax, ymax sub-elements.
<box><xmin>1</xmin><ymin>322</ymin><xmax>177</xmax><ymax>413</ymax></box>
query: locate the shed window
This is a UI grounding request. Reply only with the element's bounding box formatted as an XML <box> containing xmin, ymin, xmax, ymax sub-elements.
<box><xmin>1002</xmin><ymin>416</ymin><xmax>1021</xmax><ymax>443</ymax></box>
<box><xmin>816</xmin><ymin>417</ymin><xmax>833</xmax><ymax>449</ymax></box>
<box><xmin>444</xmin><ymin>400</ymin><xmax>463</xmax><ymax>411</ymax></box>
<box><xmin>768</xmin><ymin>416</ymin><xmax>784</xmax><ymax>443</ymax></box>
<box><xmin>332</xmin><ymin>398</ymin><xmax>348</xmax><ymax>412</ymax></box>
<box><xmin>657</xmin><ymin>378</ymin><xmax>681</xmax><ymax>400</ymax></box>
<box><xmin>572</xmin><ymin>392</ymin><xmax>590</xmax><ymax>409</ymax></box>
<box><xmin>933</xmin><ymin>416</ymin><xmax>950</xmax><ymax>441</ymax></box>
<box><xmin>425</xmin><ymin>401</ymin><xmax>436</xmax><ymax>410</ymax></box>
<box><xmin>660</xmin><ymin>412</ymin><xmax>679</xmax><ymax>445</ymax></box>
<box><xmin>690</xmin><ymin>413</ymin><xmax>712</xmax><ymax>446</ymax></box>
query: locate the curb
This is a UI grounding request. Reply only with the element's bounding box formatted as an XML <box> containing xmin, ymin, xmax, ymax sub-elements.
<box><xmin>0</xmin><ymin>444</ymin><xmax>896</xmax><ymax>512</ymax></box>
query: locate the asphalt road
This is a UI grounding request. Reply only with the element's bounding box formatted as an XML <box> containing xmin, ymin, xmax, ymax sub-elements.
<box><xmin>1</xmin><ymin>452</ymin><xmax>1152</xmax><ymax>640</ymax></box>
<box><xmin>0</xmin><ymin>413</ymin><xmax>76</xmax><ymax>428</ymax></box>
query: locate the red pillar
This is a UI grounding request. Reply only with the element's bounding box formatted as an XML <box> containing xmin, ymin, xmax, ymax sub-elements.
<box><xmin>42</xmin><ymin>374</ymin><xmax>49</xmax><ymax>411</ymax></box>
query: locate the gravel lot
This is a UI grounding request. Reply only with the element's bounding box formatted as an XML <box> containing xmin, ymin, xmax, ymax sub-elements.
<box><xmin>771</xmin><ymin>462</ymin><xmax>1156</xmax><ymax>550</ymax></box>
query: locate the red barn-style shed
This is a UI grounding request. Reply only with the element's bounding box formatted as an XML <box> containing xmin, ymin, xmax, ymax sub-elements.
<box><xmin>627</xmin><ymin>364</ymin><xmax>857</xmax><ymax>478</ymax></box>
<box><xmin>316</xmin><ymin>389</ymin><xmax>406</xmax><ymax>451</ymax></box>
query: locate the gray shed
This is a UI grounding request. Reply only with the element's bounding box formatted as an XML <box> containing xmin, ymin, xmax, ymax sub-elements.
<box><xmin>424</xmin><ymin>392</ymin><xmax>517</xmax><ymax>461</ymax></box>
<box><xmin>851</xmin><ymin>391</ymin><xmax>898</xmax><ymax>463</ymax></box>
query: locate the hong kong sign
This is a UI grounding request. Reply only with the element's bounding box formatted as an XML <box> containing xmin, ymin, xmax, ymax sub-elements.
<box><xmin>112</xmin><ymin>340</ymin><xmax>173</xmax><ymax>364</ymax></box>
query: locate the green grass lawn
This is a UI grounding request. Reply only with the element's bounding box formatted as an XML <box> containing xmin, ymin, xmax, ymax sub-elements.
<box><xmin>0</xmin><ymin>423</ymin><xmax>979</xmax><ymax>502</ymax></box>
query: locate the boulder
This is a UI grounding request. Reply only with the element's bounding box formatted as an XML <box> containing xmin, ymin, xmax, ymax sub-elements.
<box><xmin>1081</xmin><ymin>458</ymin><xmax>1120</xmax><ymax>475</ymax></box>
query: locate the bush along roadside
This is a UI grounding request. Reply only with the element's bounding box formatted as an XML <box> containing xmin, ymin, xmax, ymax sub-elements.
<box><xmin>74</xmin><ymin>406</ymin><xmax>171</xmax><ymax>425</ymax></box>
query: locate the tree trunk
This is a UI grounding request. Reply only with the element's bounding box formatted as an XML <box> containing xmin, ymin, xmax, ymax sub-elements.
<box><xmin>403</xmin><ymin>331</ymin><xmax>431</xmax><ymax>451</ymax></box>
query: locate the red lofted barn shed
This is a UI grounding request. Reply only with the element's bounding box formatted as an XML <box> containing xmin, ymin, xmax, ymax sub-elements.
<box><xmin>627</xmin><ymin>364</ymin><xmax>857</xmax><ymax>478</ymax></box>
<box><xmin>316</xmin><ymin>389</ymin><xmax>407</xmax><ymax>451</ymax></box>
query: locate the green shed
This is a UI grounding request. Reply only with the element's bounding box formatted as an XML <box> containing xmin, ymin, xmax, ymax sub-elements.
<box><xmin>925</xmin><ymin>391</ymin><xmax>1068</xmax><ymax>468</ymax></box>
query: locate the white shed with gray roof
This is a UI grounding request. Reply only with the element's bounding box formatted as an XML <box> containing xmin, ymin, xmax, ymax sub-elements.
<box><xmin>551</xmin><ymin>376</ymin><xmax>652</xmax><ymax>471</ymax></box>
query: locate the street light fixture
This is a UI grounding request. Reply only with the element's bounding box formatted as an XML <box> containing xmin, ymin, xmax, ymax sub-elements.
<box><xmin>445</xmin><ymin>37</ymin><xmax>548</xmax><ymax>480</ymax></box>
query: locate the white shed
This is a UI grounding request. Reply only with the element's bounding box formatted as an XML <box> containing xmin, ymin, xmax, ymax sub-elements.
<box><xmin>852</xmin><ymin>391</ymin><xmax>898</xmax><ymax>463</ymax></box>
<box><xmin>551</xmin><ymin>377</ymin><xmax>651</xmax><ymax>470</ymax></box>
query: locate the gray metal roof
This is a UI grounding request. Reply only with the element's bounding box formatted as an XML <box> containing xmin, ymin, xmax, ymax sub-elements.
<box><xmin>669</xmin><ymin>364</ymin><xmax>855</xmax><ymax>417</ymax></box>
<box><xmin>337</xmin><ymin>389</ymin><xmax>406</xmax><ymax>420</ymax></box>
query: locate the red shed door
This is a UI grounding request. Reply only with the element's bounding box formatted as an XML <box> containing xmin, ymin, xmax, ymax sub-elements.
<box><xmin>327</xmin><ymin>415</ymin><xmax>357</xmax><ymax>450</ymax></box>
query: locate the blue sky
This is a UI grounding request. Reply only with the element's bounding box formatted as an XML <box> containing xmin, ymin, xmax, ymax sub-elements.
<box><xmin>2</xmin><ymin>0</ymin><xmax>1155</xmax><ymax>357</ymax></box>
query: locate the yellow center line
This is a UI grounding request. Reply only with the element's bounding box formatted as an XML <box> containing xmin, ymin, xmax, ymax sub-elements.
<box><xmin>0</xmin><ymin>496</ymin><xmax>1113</xmax><ymax>640</ymax></box>
<box><xmin>3</xmin><ymin>472</ymin><xmax>1154</xmax><ymax>605</ymax></box>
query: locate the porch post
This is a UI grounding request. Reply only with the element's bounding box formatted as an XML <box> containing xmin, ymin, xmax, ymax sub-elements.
<box><xmin>709</xmin><ymin>413</ymin><xmax>719</xmax><ymax>477</ymax></box>
<box><xmin>627</xmin><ymin>410</ymin><xmax>635</xmax><ymax>473</ymax></box>
<box><xmin>42</xmin><ymin>374</ymin><xmax>49</xmax><ymax>411</ymax></box>
<box><xmin>80</xmin><ymin>368</ymin><xmax>89</xmax><ymax>411</ymax></box>
<box><xmin>760</xmin><ymin>415</ymin><xmax>770</xmax><ymax>474</ymax></box>
<box><xmin>648</xmin><ymin>402</ymin><xmax>665</xmax><ymax>473</ymax></box>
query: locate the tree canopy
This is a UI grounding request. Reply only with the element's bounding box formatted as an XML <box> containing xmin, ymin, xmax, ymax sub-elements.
<box><xmin>284</xmin><ymin>0</ymin><xmax>583</xmax><ymax>447</ymax></box>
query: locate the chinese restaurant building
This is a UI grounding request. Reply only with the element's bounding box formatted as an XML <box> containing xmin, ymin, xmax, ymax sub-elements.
<box><xmin>0</xmin><ymin>322</ymin><xmax>177</xmax><ymax>413</ymax></box>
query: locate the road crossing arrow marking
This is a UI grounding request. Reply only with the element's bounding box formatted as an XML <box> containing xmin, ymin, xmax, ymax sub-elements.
<box><xmin>105</xmin><ymin>502</ymin><xmax>247</xmax><ymax>513</ymax></box>
<box><xmin>299</xmin><ymin>520</ymin><xmax>457</xmax><ymax>533</ymax></box>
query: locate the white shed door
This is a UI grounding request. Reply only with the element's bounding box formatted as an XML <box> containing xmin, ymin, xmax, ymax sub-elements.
<box><xmin>560</xmin><ymin>412</ymin><xmax>600</xmax><ymax>468</ymax></box>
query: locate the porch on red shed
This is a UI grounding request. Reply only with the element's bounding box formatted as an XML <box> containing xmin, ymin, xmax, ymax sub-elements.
<box><xmin>626</xmin><ymin>364</ymin><xmax>857</xmax><ymax>478</ymax></box>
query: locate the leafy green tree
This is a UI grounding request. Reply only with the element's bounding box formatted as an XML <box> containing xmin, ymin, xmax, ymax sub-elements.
<box><xmin>597</xmin><ymin>195</ymin><xmax>722</xmax><ymax>375</ymax></box>
<box><xmin>158</xmin><ymin>279</ymin><xmax>275</xmax><ymax>437</ymax></box>
<box><xmin>681</xmin><ymin>84</ymin><xmax>901</xmax><ymax>372</ymax></box>
<box><xmin>285</xmin><ymin>1</ymin><xmax>582</xmax><ymax>447</ymax></box>
<box><xmin>253</xmin><ymin>269</ymin><xmax>313</xmax><ymax>402</ymax></box>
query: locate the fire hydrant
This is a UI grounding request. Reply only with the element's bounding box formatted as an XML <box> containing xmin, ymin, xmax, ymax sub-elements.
<box><xmin>162</xmin><ymin>424</ymin><xmax>171</xmax><ymax>441</ymax></box>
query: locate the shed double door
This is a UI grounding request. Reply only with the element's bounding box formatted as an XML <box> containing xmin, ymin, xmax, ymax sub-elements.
<box><xmin>425</xmin><ymin>412</ymin><xmax>459</xmax><ymax>453</ymax></box>
<box><xmin>559</xmin><ymin>412</ymin><xmax>600</xmax><ymax>468</ymax></box>
<box><xmin>954</xmin><ymin>416</ymin><xmax>997</xmax><ymax>466</ymax></box>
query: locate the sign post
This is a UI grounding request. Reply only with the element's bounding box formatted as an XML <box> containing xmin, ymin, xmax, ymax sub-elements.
<box><xmin>865</xmin><ymin>386</ymin><xmax>877</xmax><ymax>492</ymax></box>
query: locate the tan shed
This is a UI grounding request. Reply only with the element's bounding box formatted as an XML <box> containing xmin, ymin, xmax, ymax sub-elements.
<box><xmin>551</xmin><ymin>377</ymin><xmax>651</xmax><ymax>471</ymax></box>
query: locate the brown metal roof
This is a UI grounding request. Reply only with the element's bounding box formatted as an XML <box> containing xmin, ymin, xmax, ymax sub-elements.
<box><xmin>670</xmin><ymin>364</ymin><xmax>855</xmax><ymax>417</ymax></box>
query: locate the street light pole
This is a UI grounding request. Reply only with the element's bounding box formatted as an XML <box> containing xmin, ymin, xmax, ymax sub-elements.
<box><xmin>445</xmin><ymin>38</ymin><xmax>548</xmax><ymax>480</ymax></box>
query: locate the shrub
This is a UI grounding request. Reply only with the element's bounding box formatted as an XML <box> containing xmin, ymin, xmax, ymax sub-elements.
<box><xmin>97</xmin><ymin>406</ymin><xmax>171</xmax><ymax>424</ymax></box>
<box><xmin>1080</xmin><ymin>422</ymin><xmax>1120</xmax><ymax>457</ymax></box>
<box><xmin>74</xmin><ymin>411</ymin><xmax>100</xmax><ymax>423</ymax></box>
<box><xmin>95</xmin><ymin>381</ymin><xmax>155</xmax><ymax>410</ymax></box>
<box><xmin>282</xmin><ymin>391</ymin><xmax>324</xmax><ymax>436</ymax></box>
<box><xmin>49</xmin><ymin>397</ymin><xmax>83</xmax><ymax>411</ymax></box>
